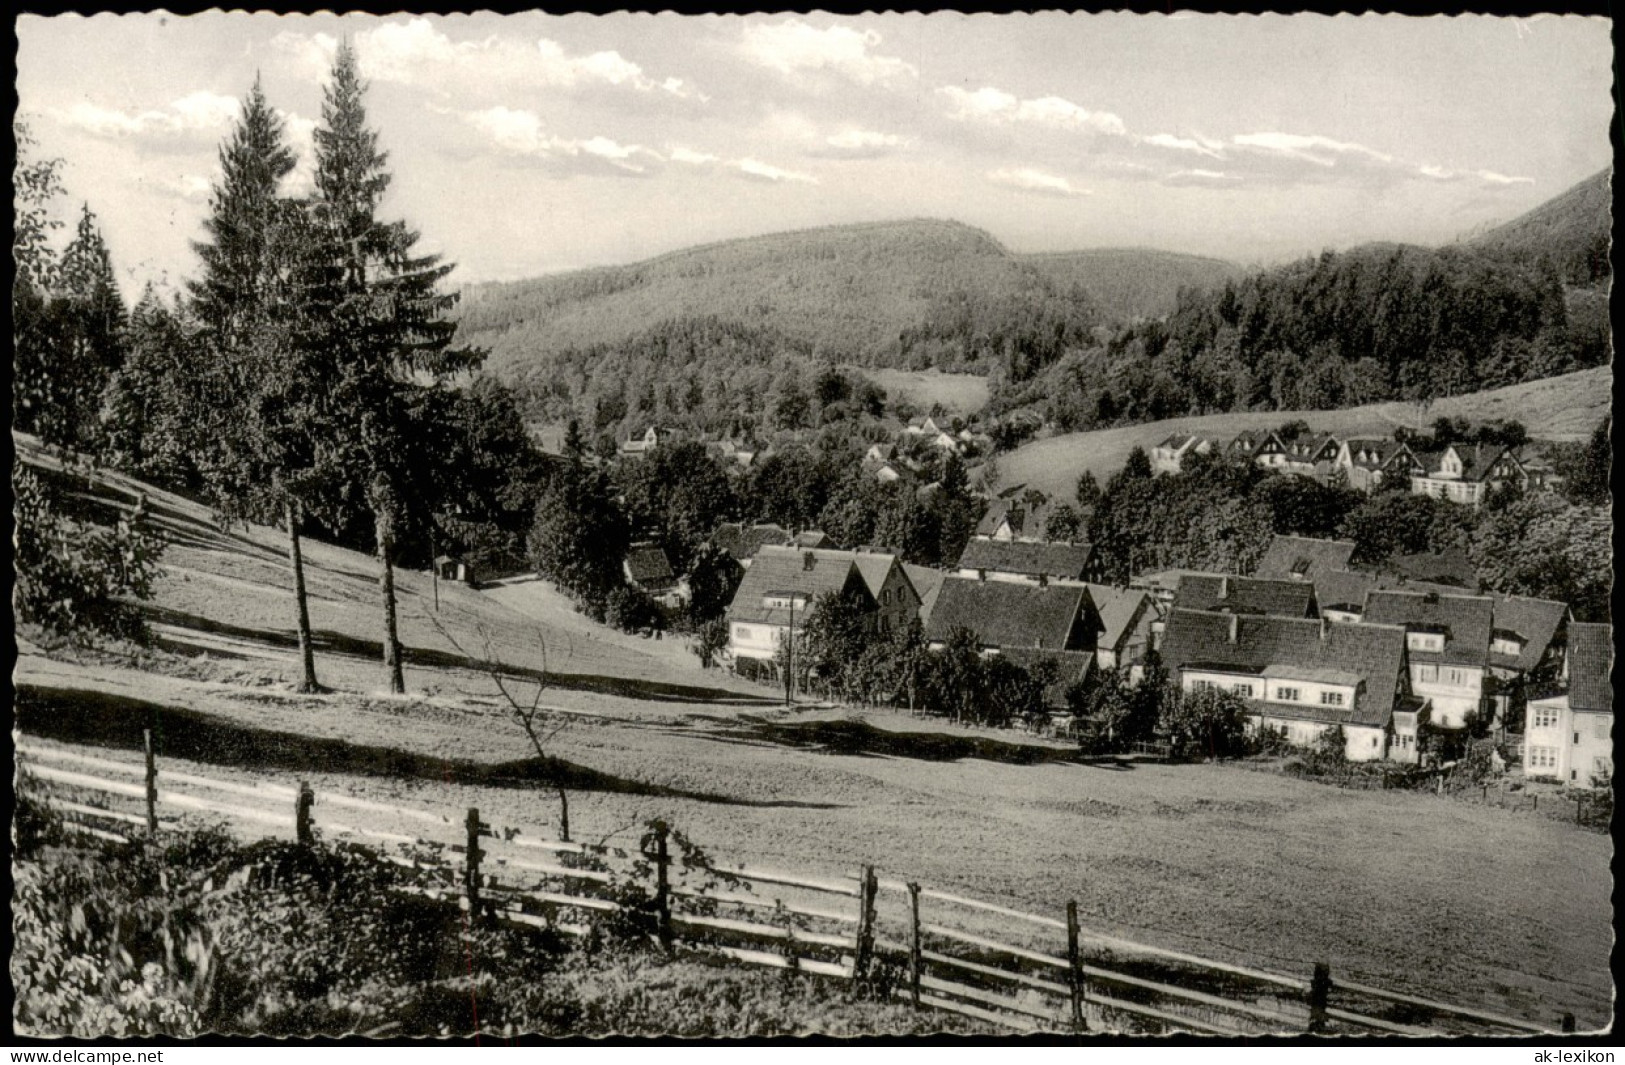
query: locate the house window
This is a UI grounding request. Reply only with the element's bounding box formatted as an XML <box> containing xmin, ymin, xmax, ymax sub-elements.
<box><xmin>1417</xmin><ymin>664</ymin><xmax>1438</xmax><ymax>683</ymax></box>
<box><xmin>1191</xmin><ymin>679</ymin><xmax>1216</xmax><ymax>693</ymax></box>
<box><xmin>1274</xmin><ymin>686</ymin><xmax>1301</xmax><ymax>703</ymax></box>
<box><xmin>1531</xmin><ymin>708</ymin><xmax>1560</xmax><ymax>729</ymax></box>
<box><xmin>1231</xmin><ymin>684</ymin><xmax>1254</xmax><ymax>698</ymax></box>
<box><xmin>1320</xmin><ymin>691</ymin><xmax>1346</xmax><ymax>707</ymax></box>
<box><xmin>1445</xmin><ymin>668</ymin><xmax>1468</xmax><ymax>687</ymax></box>
<box><xmin>1595</xmin><ymin>717</ymin><xmax>1611</xmax><ymax>740</ymax></box>
<box><xmin>1408</xmin><ymin>633</ymin><xmax>1444</xmax><ymax>654</ymax></box>
<box><xmin>1528</xmin><ymin>746</ymin><xmax>1558</xmax><ymax>770</ymax></box>
<box><xmin>1574</xmin><ymin>732</ymin><xmax>1581</xmax><ymax>745</ymax></box>
<box><xmin>733</xmin><ymin>625</ymin><xmax>752</xmax><ymax>641</ymax></box>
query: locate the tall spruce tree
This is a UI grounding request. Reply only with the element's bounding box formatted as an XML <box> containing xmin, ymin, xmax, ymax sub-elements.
<box><xmin>308</xmin><ymin>42</ymin><xmax>482</xmax><ymax>693</ymax></box>
<box><xmin>188</xmin><ymin>75</ymin><xmax>327</xmax><ymax>691</ymax></box>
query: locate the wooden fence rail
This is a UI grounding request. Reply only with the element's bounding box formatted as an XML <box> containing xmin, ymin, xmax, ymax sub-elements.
<box><xmin>14</xmin><ymin>738</ymin><xmax>1580</xmax><ymax>1037</ymax></box>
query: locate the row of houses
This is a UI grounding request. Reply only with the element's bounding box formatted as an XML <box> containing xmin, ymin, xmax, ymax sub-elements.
<box><xmin>1152</xmin><ymin>429</ymin><xmax>1557</xmax><ymax>507</ymax></box>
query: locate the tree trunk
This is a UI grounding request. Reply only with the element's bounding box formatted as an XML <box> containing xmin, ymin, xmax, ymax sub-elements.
<box><xmin>285</xmin><ymin>498</ymin><xmax>319</xmax><ymax>693</ymax></box>
<box><xmin>556</xmin><ymin>786</ymin><xmax>571</xmax><ymax>843</ymax></box>
<box><xmin>376</xmin><ymin>506</ymin><xmax>405</xmax><ymax>695</ymax></box>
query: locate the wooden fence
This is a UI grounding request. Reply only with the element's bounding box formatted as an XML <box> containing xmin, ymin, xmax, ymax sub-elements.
<box><xmin>15</xmin><ymin>736</ymin><xmax>1583</xmax><ymax>1037</ymax></box>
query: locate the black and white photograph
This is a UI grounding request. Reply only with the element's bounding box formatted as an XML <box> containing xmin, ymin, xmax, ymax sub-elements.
<box><xmin>10</xmin><ymin>10</ymin><xmax>1614</xmax><ymax>1043</ymax></box>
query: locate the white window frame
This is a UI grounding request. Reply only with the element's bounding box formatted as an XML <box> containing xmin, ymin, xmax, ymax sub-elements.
<box><xmin>1274</xmin><ymin>686</ymin><xmax>1301</xmax><ymax>703</ymax></box>
<box><xmin>1319</xmin><ymin>691</ymin><xmax>1346</xmax><ymax>707</ymax></box>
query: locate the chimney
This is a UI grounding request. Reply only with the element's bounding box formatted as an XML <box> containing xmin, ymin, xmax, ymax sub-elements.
<box><xmin>1227</xmin><ymin>614</ymin><xmax>1239</xmax><ymax>644</ymax></box>
<box><xmin>803</xmin><ymin>551</ymin><xmax>816</xmax><ymax>571</ymax></box>
<box><xmin>1320</xmin><ymin>616</ymin><xmax>1331</xmax><ymax>640</ymax></box>
<box><xmin>1219</xmin><ymin>576</ymin><xmax>1230</xmax><ymax>600</ymax></box>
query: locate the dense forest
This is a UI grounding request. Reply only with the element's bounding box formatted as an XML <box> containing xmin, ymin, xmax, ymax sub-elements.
<box><xmin>992</xmin><ymin>240</ymin><xmax>1610</xmax><ymax>431</ymax></box>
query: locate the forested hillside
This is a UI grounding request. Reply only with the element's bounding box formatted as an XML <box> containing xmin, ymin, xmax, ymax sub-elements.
<box><xmin>454</xmin><ymin>219</ymin><xmax>1238</xmax><ymax>375</ymax></box>
<box><xmin>1464</xmin><ymin>167</ymin><xmax>1611</xmax><ymax>287</ymax></box>
<box><xmin>993</xmin><ymin>240</ymin><xmax>1609</xmax><ymax>432</ymax></box>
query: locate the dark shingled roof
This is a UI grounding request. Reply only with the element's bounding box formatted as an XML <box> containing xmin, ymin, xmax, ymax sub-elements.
<box><xmin>925</xmin><ymin>577</ymin><xmax>1088</xmax><ymax>652</ymax></box>
<box><xmin>1254</xmin><ymin>535</ymin><xmax>1357</xmax><ymax>584</ymax></box>
<box><xmin>1342</xmin><ymin>438</ymin><xmax>1413</xmax><ymax>471</ymax></box>
<box><xmin>726</xmin><ymin>546</ymin><xmax>883</xmax><ymax>626</ymax></box>
<box><xmin>1159</xmin><ymin>608</ymin><xmax>1408</xmax><ymax>727</ymax></box>
<box><xmin>1362</xmin><ymin>590</ymin><xmax>1493</xmax><ymax>667</ymax></box>
<box><xmin>1174</xmin><ymin>574</ymin><xmax>1315</xmax><ymax>618</ymax></box>
<box><xmin>972</xmin><ymin>499</ymin><xmax>1066</xmax><ymax>541</ymax></box>
<box><xmin>1084</xmin><ymin>583</ymin><xmax>1149</xmax><ymax>652</ymax></box>
<box><xmin>712</xmin><ymin>522</ymin><xmax>793</xmax><ymax>563</ymax></box>
<box><xmin>1380</xmin><ymin>549</ymin><xmax>1480</xmax><ymax>592</ymax></box>
<box><xmin>1487</xmin><ymin>595</ymin><xmax>1568</xmax><ymax>673</ymax></box>
<box><xmin>958</xmin><ymin>539</ymin><xmax>1095</xmax><ymax>580</ymax></box>
<box><xmin>1567</xmin><ymin>623</ymin><xmax>1613</xmax><ymax>713</ymax></box>
<box><xmin>624</xmin><ymin>544</ymin><xmax>675</xmax><ymax>585</ymax></box>
<box><xmin>904</xmin><ymin>564</ymin><xmax>946</xmax><ymax>621</ymax></box>
<box><xmin>1314</xmin><ymin>570</ymin><xmax>1379</xmax><ymax>614</ymax></box>
<box><xmin>1000</xmin><ymin>648</ymin><xmax>1096</xmax><ymax>710</ymax></box>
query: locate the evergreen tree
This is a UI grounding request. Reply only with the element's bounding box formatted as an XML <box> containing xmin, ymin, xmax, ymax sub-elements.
<box><xmin>187</xmin><ymin>76</ymin><xmax>329</xmax><ymax>691</ymax></box>
<box><xmin>306</xmin><ymin>43</ymin><xmax>484</xmax><ymax>692</ymax></box>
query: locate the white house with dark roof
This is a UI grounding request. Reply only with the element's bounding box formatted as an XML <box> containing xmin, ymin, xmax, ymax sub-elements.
<box><xmin>956</xmin><ymin>539</ymin><xmax>1099</xmax><ymax>586</ymax></box>
<box><xmin>924</xmin><ymin>577</ymin><xmax>1095</xmax><ymax>655</ymax></box>
<box><xmin>1159</xmin><ymin>609</ymin><xmax>1415</xmax><ymax>762</ymax></box>
<box><xmin>1361</xmin><ymin>590</ymin><xmax>1493</xmax><ymax>730</ymax></box>
<box><xmin>1083</xmin><ymin>584</ymin><xmax>1155</xmax><ymax>675</ymax></box>
<box><xmin>1254</xmin><ymin>535</ymin><xmax>1357</xmax><ymax>585</ymax></box>
<box><xmin>1152</xmin><ymin>433</ymin><xmax>1213</xmax><ymax>475</ymax></box>
<box><xmin>1524</xmin><ymin>623</ymin><xmax>1612</xmax><ymax>787</ymax></box>
<box><xmin>1335</xmin><ymin>438</ymin><xmax>1425</xmax><ymax>493</ymax></box>
<box><xmin>1409</xmin><ymin>444</ymin><xmax>1527</xmax><ymax>508</ymax></box>
<box><xmin>724</xmin><ymin>546</ymin><xmax>918</xmax><ymax>668</ymax></box>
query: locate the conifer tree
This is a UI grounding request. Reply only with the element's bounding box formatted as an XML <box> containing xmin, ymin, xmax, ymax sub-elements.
<box><xmin>307</xmin><ymin>42</ymin><xmax>483</xmax><ymax>693</ymax></box>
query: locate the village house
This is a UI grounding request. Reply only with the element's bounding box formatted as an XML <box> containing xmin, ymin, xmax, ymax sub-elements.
<box><xmin>711</xmin><ymin>522</ymin><xmax>801</xmax><ymax>568</ymax></box>
<box><xmin>1378</xmin><ymin>548</ymin><xmax>1481</xmax><ymax>593</ymax></box>
<box><xmin>955</xmin><ymin>539</ymin><xmax>1101</xmax><ymax>586</ymax></box>
<box><xmin>924</xmin><ymin>577</ymin><xmax>1096</xmax><ymax>656</ymax></box>
<box><xmin>1484</xmin><ymin>594</ymin><xmax>1570</xmax><ymax>722</ymax></box>
<box><xmin>623</xmin><ymin>543</ymin><xmax>681</xmax><ymax>607</ymax></box>
<box><xmin>1130</xmin><ymin>568</ymin><xmax>1215</xmax><ymax>609</ymax></box>
<box><xmin>618</xmin><ymin>425</ymin><xmax>680</xmax><ymax>459</ymax></box>
<box><xmin>1278</xmin><ymin>434</ymin><xmax>1342</xmax><ymax>479</ymax></box>
<box><xmin>1360</xmin><ymin>590</ymin><xmax>1493</xmax><ymax>731</ymax></box>
<box><xmin>1000</xmin><ymin>647</ymin><xmax>1097</xmax><ymax>716</ymax></box>
<box><xmin>1082</xmin><ymin>584</ymin><xmax>1155</xmax><ymax>676</ymax></box>
<box><xmin>433</xmin><ymin>554</ymin><xmax>473</xmax><ymax>585</ymax></box>
<box><xmin>1226</xmin><ymin>428</ymin><xmax>1288</xmax><ymax>470</ymax></box>
<box><xmin>1253</xmin><ymin>535</ymin><xmax>1357</xmax><ymax>585</ymax></box>
<box><xmin>1151</xmin><ymin>433</ymin><xmax>1213</xmax><ymax>475</ymax></box>
<box><xmin>1409</xmin><ymin>443</ymin><xmax>1527</xmax><ymax>508</ymax></box>
<box><xmin>971</xmin><ymin>496</ymin><xmax>1067</xmax><ymax>543</ymax></box>
<box><xmin>1172</xmin><ymin>574</ymin><xmax>1317</xmax><ymax>619</ymax></box>
<box><xmin>1159</xmin><ymin>609</ymin><xmax>1416</xmax><ymax>762</ymax></box>
<box><xmin>1334</xmin><ymin>438</ymin><xmax>1424</xmax><ymax>493</ymax></box>
<box><xmin>1524</xmin><ymin>622</ymin><xmax>1612</xmax><ymax>788</ymax></box>
<box><xmin>724</xmin><ymin>546</ymin><xmax>920</xmax><ymax>671</ymax></box>
<box><xmin>1311</xmin><ymin>570</ymin><xmax>1379</xmax><ymax>624</ymax></box>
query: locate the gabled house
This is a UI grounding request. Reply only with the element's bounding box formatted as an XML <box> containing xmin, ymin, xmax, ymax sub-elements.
<box><xmin>619</xmin><ymin>426</ymin><xmax>679</xmax><ymax>458</ymax></box>
<box><xmin>1279</xmin><ymin>434</ymin><xmax>1342</xmax><ymax>478</ymax></box>
<box><xmin>863</xmin><ymin>442</ymin><xmax>896</xmax><ymax>469</ymax></box>
<box><xmin>724</xmin><ymin>546</ymin><xmax>919</xmax><ymax>668</ymax></box>
<box><xmin>624</xmin><ymin>543</ymin><xmax>680</xmax><ymax>605</ymax></box>
<box><xmin>1335</xmin><ymin>438</ymin><xmax>1423</xmax><ymax>493</ymax></box>
<box><xmin>1083</xmin><ymin>584</ymin><xmax>1155</xmax><ymax>675</ymax></box>
<box><xmin>1524</xmin><ymin>623</ymin><xmax>1612</xmax><ymax>787</ymax></box>
<box><xmin>1409</xmin><ymin>444</ymin><xmax>1527</xmax><ymax>508</ymax></box>
<box><xmin>1172</xmin><ymin>574</ymin><xmax>1317</xmax><ymax>619</ymax></box>
<box><xmin>1000</xmin><ymin>647</ymin><xmax>1098</xmax><ymax>713</ymax></box>
<box><xmin>972</xmin><ymin>498</ymin><xmax>1063</xmax><ymax>543</ymax></box>
<box><xmin>1152</xmin><ymin>434</ymin><xmax>1213</xmax><ymax>475</ymax></box>
<box><xmin>434</xmin><ymin>555</ymin><xmax>473</xmax><ymax>584</ymax></box>
<box><xmin>1379</xmin><ymin>548</ymin><xmax>1480</xmax><ymax>592</ymax></box>
<box><xmin>1227</xmin><ymin>429</ymin><xmax>1287</xmax><ymax>469</ymax></box>
<box><xmin>956</xmin><ymin>539</ymin><xmax>1100</xmax><ymax>586</ymax></box>
<box><xmin>925</xmin><ymin>578</ymin><xmax>1095</xmax><ymax>655</ymax></box>
<box><xmin>1160</xmin><ymin>609</ymin><xmax>1415</xmax><ymax>762</ymax></box>
<box><xmin>1485</xmin><ymin>594</ymin><xmax>1569</xmax><ymax>722</ymax></box>
<box><xmin>1360</xmin><ymin>590</ymin><xmax>1493</xmax><ymax>730</ymax></box>
<box><xmin>1253</xmin><ymin>535</ymin><xmax>1357</xmax><ymax>585</ymax></box>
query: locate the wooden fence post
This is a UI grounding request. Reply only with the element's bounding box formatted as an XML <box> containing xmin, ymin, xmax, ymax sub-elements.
<box><xmin>295</xmin><ymin>783</ymin><xmax>314</xmax><ymax>846</ymax></box>
<box><xmin>142</xmin><ymin>728</ymin><xmax>159</xmax><ymax>839</ymax></box>
<box><xmin>907</xmin><ymin>881</ymin><xmax>922</xmax><ymax>1009</ymax></box>
<box><xmin>464</xmin><ymin>806</ymin><xmax>483</xmax><ymax>915</ymax></box>
<box><xmin>1308</xmin><ymin>962</ymin><xmax>1332</xmax><ymax>1034</ymax></box>
<box><xmin>852</xmin><ymin>864</ymin><xmax>877</xmax><ymax>987</ymax></box>
<box><xmin>1562</xmin><ymin>1012</ymin><xmax>1576</xmax><ymax>1033</ymax></box>
<box><xmin>653</xmin><ymin>819</ymin><xmax>673</xmax><ymax>954</ymax></box>
<box><xmin>1575</xmin><ymin>796</ymin><xmax>1583</xmax><ymax>824</ymax></box>
<box><xmin>1532</xmin><ymin>794</ymin><xmax>1539</xmax><ymax>813</ymax></box>
<box><xmin>1066</xmin><ymin>900</ymin><xmax>1088</xmax><ymax>1033</ymax></box>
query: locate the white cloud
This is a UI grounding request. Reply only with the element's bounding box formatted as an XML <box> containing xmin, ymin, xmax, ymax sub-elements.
<box><xmin>463</xmin><ymin>106</ymin><xmax>658</xmax><ymax>175</ymax></box>
<box><xmin>1142</xmin><ymin>132</ymin><xmax>1223</xmax><ymax>159</ymax></box>
<box><xmin>941</xmin><ymin>86</ymin><xmax>1125</xmax><ymax>136</ymax></box>
<box><xmin>1231</xmin><ymin>131</ymin><xmax>1393</xmax><ymax>167</ymax></box>
<box><xmin>988</xmin><ymin>167</ymin><xmax>1091</xmax><ymax>198</ymax></box>
<box><xmin>273</xmin><ymin>18</ymin><xmax>705</xmax><ymax>100</ymax></box>
<box><xmin>736</xmin><ymin>158</ymin><xmax>818</xmax><ymax>184</ymax></box>
<box><xmin>826</xmin><ymin>129</ymin><xmax>905</xmax><ymax>151</ymax></box>
<box><xmin>740</xmin><ymin>19</ymin><xmax>917</xmax><ymax>87</ymax></box>
<box><xmin>54</xmin><ymin>90</ymin><xmax>240</xmax><ymax>139</ymax></box>
<box><xmin>667</xmin><ymin>143</ymin><xmax>818</xmax><ymax>185</ymax></box>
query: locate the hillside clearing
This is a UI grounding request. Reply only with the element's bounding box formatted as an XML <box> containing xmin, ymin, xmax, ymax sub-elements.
<box><xmin>853</xmin><ymin>367</ymin><xmax>991</xmax><ymax>417</ymax></box>
<box><xmin>12</xmin><ymin>433</ymin><xmax>1613</xmax><ymax>1031</ymax></box>
<box><xmin>997</xmin><ymin>367</ymin><xmax>1612</xmax><ymax>502</ymax></box>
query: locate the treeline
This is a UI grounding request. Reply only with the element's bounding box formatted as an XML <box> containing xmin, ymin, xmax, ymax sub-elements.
<box><xmin>994</xmin><ymin>243</ymin><xmax>1608</xmax><ymax>431</ymax></box>
<box><xmin>1086</xmin><ymin>420</ymin><xmax>1612</xmax><ymax>622</ymax></box>
<box><xmin>13</xmin><ymin>55</ymin><xmax>546</xmax><ymax>695</ymax></box>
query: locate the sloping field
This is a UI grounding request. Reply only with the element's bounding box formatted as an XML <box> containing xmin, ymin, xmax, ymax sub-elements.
<box><xmin>998</xmin><ymin>367</ymin><xmax>1612</xmax><ymax>502</ymax></box>
<box><xmin>854</xmin><ymin>367</ymin><xmax>991</xmax><ymax>416</ymax></box>
<box><xmin>12</xmin><ymin>432</ymin><xmax>1613</xmax><ymax>1031</ymax></box>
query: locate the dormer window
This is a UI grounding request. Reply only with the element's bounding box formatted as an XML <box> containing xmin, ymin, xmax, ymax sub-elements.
<box><xmin>1407</xmin><ymin>632</ymin><xmax>1445</xmax><ymax>653</ymax></box>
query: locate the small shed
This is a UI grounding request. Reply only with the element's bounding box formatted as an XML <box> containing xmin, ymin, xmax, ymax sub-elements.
<box><xmin>434</xmin><ymin>555</ymin><xmax>472</xmax><ymax>584</ymax></box>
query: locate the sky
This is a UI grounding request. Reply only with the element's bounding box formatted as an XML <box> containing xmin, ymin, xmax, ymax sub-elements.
<box><xmin>15</xmin><ymin>12</ymin><xmax>1615</xmax><ymax>299</ymax></box>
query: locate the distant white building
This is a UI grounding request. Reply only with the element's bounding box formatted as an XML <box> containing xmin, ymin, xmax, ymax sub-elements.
<box><xmin>1524</xmin><ymin>623</ymin><xmax>1612</xmax><ymax>788</ymax></box>
<box><xmin>1151</xmin><ymin>434</ymin><xmax>1213</xmax><ymax>475</ymax></box>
